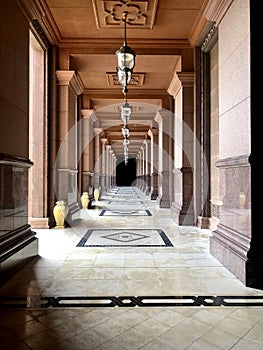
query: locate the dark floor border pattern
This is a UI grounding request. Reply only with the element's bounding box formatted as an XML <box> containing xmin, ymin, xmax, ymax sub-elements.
<box><xmin>99</xmin><ymin>209</ymin><xmax>152</xmax><ymax>216</ymax></box>
<box><xmin>1</xmin><ymin>295</ymin><xmax>263</xmax><ymax>308</ymax></box>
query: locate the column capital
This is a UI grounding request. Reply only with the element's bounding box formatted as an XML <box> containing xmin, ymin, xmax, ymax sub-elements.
<box><xmin>148</xmin><ymin>128</ymin><xmax>158</xmax><ymax>138</ymax></box>
<box><xmin>106</xmin><ymin>144</ymin><xmax>111</xmax><ymax>150</ymax></box>
<box><xmin>143</xmin><ymin>139</ymin><xmax>149</xmax><ymax>146</ymax></box>
<box><xmin>56</xmin><ymin>70</ymin><xmax>83</xmax><ymax>95</ymax></box>
<box><xmin>177</xmin><ymin>72</ymin><xmax>194</xmax><ymax>87</ymax></box>
<box><xmin>154</xmin><ymin>109</ymin><xmax>172</xmax><ymax>124</ymax></box>
<box><xmin>101</xmin><ymin>138</ymin><xmax>108</xmax><ymax>145</ymax></box>
<box><xmin>81</xmin><ymin>109</ymin><xmax>97</xmax><ymax>122</ymax></box>
<box><xmin>167</xmin><ymin>72</ymin><xmax>181</xmax><ymax>97</ymax></box>
<box><xmin>93</xmin><ymin>127</ymin><xmax>103</xmax><ymax>136</ymax></box>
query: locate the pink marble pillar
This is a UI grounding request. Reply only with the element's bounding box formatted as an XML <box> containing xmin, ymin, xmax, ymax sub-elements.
<box><xmin>54</xmin><ymin>71</ymin><xmax>83</xmax><ymax>223</ymax></box>
<box><xmin>148</xmin><ymin>128</ymin><xmax>159</xmax><ymax>200</ymax></box>
<box><xmin>100</xmin><ymin>138</ymin><xmax>108</xmax><ymax>193</ymax></box>
<box><xmin>80</xmin><ymin>109</ymin><xmax>96</xmax><ymax>194</ymax></box>
<box><xmin>93</xmin><ymin>128</ymin><xmax>103</xmax><ymax>189</ymax></box>
<box><xmin>155</xmin><ymin>109</ymin><xmax>173</xmax><ymax>208</ymax></box>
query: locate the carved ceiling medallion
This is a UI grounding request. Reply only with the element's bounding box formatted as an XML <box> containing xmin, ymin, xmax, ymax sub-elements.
<box><xmin>92</xmin><ymin>0</ymin><xmax>158</xmax><ymax>28</ymax></box>
<box><xmin>107</xmin><ymin>72</ymin><xmax>145</xmax><ymax>87</ymax></box>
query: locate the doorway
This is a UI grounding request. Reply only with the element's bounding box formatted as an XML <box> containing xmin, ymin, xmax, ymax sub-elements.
<box><xmin>116</xmin><ymin>158</ymin><xmax>136</xmax><ymax>186</ymax></box>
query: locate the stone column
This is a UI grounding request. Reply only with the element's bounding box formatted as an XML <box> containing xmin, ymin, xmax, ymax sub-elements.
<box><xmin>177</xmin><ymin>72</ymin><xmax>195</xmax><ymax>225</ymax></box>
<box><xmin>105</xmin><ymin>144</ymin><xmax>111</xmax><ymax>191</ymax></box>
<box><xmin>168</xmin><ymin>73</ymin><xmax>183</xmax><ymax>223</ymax></box>
<box><xmin>136</xmin><ymin>149</ymin><xmax>141</xmax><ymax>189</ymax></box>
<box><xmin>148</xmin><ymin>128</ymin><xmax>159</xmax><ymax>200</ymax></box>
<box><xmin>112</xmin><ymin>155</ymin><xmax>117</xmax><ymax>186</ymax></box>
<box><xmin>143</xmin><ymin>138</ymin><xmax>151</xmax><ymax>195</ymax></box>
<box><xmin>136</xmin><ymin>153</ymin><xmax>140</xmax><ymax>187</ymax></box>
<box><xmin>100</xmin><ymin>138</ymin><xmax>108</xmax><ymax>193</ymax></box>
<box><xmin>155</xmin><ymin>109</ymin><xmax>173</xmax><ymax>208</ymax></box>
<box><xmin>55</xmin><ymin>70</ymin><xmax>83</xmax><ymax>222</ymax></box>
<box><xmin>109</xmin><ymin>149</ymin><xmax>114</xmax><ymax>188</ymax></box>
<box><xmin>80</xmin><ymin>109</ymin><xmax>96</xmax><ymax>195</ymax></box>
<box><xmin>140</xmin><ymin>145</ymin><xmax>146</xmax><ymax>191</ymax></box>
<box><xmin>93</xmin><ymin>128</ymin><xmax>103</xmax><ymax>189</ymax></box>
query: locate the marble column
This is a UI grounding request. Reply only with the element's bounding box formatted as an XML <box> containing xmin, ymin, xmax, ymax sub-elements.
<box><xmin>140</xmin><ymin>145</ymin><xmax>146</xmax><ymax>192</ymax></box>
<box><xmin>105</xmin><ymin>145</ymin><xmax>111</xmax><ymax>191</ymax></box>
<box><xmin>55</xmin><ymin>70</ymin><xmax>83</xmax><ymax>223</ymax></box>
<box><xmin>136</xmin><ymin>152</ymin><xmax>140</xmax><ymax>187</ymax></box>
<box><xmin>100</xmin><ymin>138</ymin><xmax>108</xmax><ymax>193</ymax></box>
<box><xmin>168</xmin><ymin>73</ymin><xmax>183</xmax><ymax>223</ymax></box>
<box><xmin>143</xmin><ymin>138</ymin><xmax>151</xmax><ymax>195</ymax></box>
<box><xmin>177</xmin><ymin>72</ymin><xmax>195</xmax><ymax>225</ymax></box>
<box><xmin>80</xmin><ymin>109</ymin><xmax>96</xmax><ymax>195</ymax></box>
<box><xmin>155</xmin><ymin>109</ymin><xmax>173</xmax><ymax>208</ymax></box>
<box><xmin>93</xmin><ymin>128</ymin><xmax>103</xmax><ymax>190</ymax></box>
<box><xmin>148</xmin><ymin>128</ymin><xmax>159</xmax><ymax>200</ymax></box>
<box><xmin>136</xmin><ymin>149</ymin><xmax>142</xmax><ymax>190</ymax></box>
<box><xmin>109</xmin><ymin>149</ymin><xmax>114</xmax><ymax>188</ymax></box>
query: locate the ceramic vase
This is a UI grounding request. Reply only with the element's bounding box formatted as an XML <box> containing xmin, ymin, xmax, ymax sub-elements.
<box><xmin>81</xmin><ymin>192</ymin><xmax>89</xmax><ymax>209</ymax></box>
<box><xmin>94</xmin><ymin>188</ymin><xmax>100</xmax><ymax>201</ymax></box>
<box><xmin>53</xmin><ymin>200</ymin><xmax>66</xmax><ymax>228</ymax></box>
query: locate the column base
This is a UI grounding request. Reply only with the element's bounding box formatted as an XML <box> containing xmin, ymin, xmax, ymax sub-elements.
<box><xmin>65</xmin><ymin>202</ymin><xmax>81</xmax><ymax>226</ymax></box>
<box><xmin>170</xmin><ymin>202</ymin><xmax>182</xmax><ymax>225</ymax></box>
<box><xmin>179</xmin><ymin>205</ymin><xmax>194</xmax><ymax>225</ymax></box>
<box><xmin>0</xmin><ymin>224</ymin><xmax>38</xmax><ymax>286</ymax></box>
<box><xmin>197</xmin><ymin>216</ymin><xmax>219</xmax><ymax>231</ymax></box>
<box><xmin>210</xmin><ymin>223</ymin><xmax>252</xmax><ymax>286</ymax></box>
<box><xmin>28</xmin><ymin>217</ymin><xmax>52</xmax><ymax>229</ymax></box>
<box><xmin>150</xmin><ymin>191</ymin><xmax>158</xmax><ymax>200</ymax></box>
<box><xmin>157</xmin><ymin>196</ymin><xmax>170</xmax><ymax>208</ymax></box>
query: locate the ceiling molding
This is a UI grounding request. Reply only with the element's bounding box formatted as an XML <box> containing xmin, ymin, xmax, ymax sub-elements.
<box><xmin>17</xmin><ymin>0</ymin><xmax>45</xmax><ymax>22</ymax></box>
<box><xmin>84</xmin><ymin>88</ymin><xmax>168</xmax><ymax>96</ymax></box>
<box><xmin>18</xmin><ymin>0</ymin><xmax>60</xmax><ymax>44</ymax></box>
<box><xmin>188</xmin><ymin>12</ymin><xmax>209</xmax><ymax>47</ymax></box>
<box><xmin>58</xmin><ymin>38</ymin><xmax>190</xmax><ymax>50</ymax></box>
<box><xmin>204</xmin><ymin>0</ymin><xmax>234</xmax><ymax>25</ymax></box>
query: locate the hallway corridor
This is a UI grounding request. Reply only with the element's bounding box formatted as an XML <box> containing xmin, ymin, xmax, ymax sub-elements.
<box><xmin>0</xmin><ymin>187</ymin><xmax>263</xmax><ymax>349</ymax></box>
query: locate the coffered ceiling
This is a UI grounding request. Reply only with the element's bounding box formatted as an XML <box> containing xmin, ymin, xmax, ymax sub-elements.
<box><xmin>34</xmin><ymin>0</ymin><xmax>211</xmax><ymax>158</ymax></box>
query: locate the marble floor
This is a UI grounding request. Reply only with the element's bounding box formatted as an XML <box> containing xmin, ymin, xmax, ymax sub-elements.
<box><xmin>1</xmin><ymin>186</ymin><xmax>263</xmax><ymax>349</ymax></box>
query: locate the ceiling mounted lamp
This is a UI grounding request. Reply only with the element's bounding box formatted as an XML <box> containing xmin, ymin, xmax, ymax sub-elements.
<box><xmin>122</xmin><ymin>126</ymin><xmax>130</xmax><ymax>138</ymax></box>
<box><xmin>121</xmin><ymin>100</ymin><xmax>132</xmax><ymax>125</ymax></box>
<box><xmin>116</xmin><ymin>11</ymin><xmax>136</xmax><ymax>96</ymax></box>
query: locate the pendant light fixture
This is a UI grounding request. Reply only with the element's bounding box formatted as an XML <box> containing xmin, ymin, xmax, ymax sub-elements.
<box><xmin>116</xmin><ymin>11</ymin><xmax>136</xmax><ymax>96</ymax></box>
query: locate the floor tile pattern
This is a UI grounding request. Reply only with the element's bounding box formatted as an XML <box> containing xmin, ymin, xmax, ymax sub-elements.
<box><xmin>1</xmin><ymin>186</ymin><xmax>263</xmax><ymax>349</ymax></box>
<box><xmin>76</xmin><ymin>229</ymin><xmax>173</xmax><ymax>247</ymax></box>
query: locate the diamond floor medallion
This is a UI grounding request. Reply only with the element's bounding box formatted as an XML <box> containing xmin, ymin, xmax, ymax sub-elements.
<box><xmin>77</xmin><ymin>229</ymin><xmax>173</xmax><ymax>247</ymax></box>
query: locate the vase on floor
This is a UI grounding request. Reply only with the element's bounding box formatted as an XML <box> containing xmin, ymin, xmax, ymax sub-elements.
<box><xmin>53</xmin><ymin>200</ymin><xmax>66</xmax><ymax>228</ymax></box>
<box><xmin>81</xmin><ymin>192</ymin><xmax>89</xmax><ymax>209</ymax></box>
<box><xmin>94</xmin><ymin>188</ymin><xmax>100</xmax><ymax>201</ymax></box>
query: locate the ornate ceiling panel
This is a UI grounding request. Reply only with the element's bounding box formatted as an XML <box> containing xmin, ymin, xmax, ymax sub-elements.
<box><xmin>92</xmin><ymin>0</ymin><xmax>159</xmax><ymax>28</ymax></box>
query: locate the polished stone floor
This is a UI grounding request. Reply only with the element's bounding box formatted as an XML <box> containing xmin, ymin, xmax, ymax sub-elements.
<box><xmin>1</xmin><ymin>186</ymin><xmax>263</xmax><ymax>349</ymax></box>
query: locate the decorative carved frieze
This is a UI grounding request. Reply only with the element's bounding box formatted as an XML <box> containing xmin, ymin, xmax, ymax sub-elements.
<box><xmin>92</xmin><ymin>0</ymin><xmax>158</xmax><ymax>28</ymax></box>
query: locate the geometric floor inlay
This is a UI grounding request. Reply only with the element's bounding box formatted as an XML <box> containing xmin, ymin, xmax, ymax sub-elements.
<box><xmin>99</xmin><ymin>209</ymin><xmax>152</xmax><ymax>216</ymax></box>
<box><xmin>1</xmin><ymin>295</ymin><xmax>263</xmax><ymax>308</ymax></box>
<box><xmin>76</xmin><ymin>229</ymin><xmax>173</xmax><ymax>247</ymax></box>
